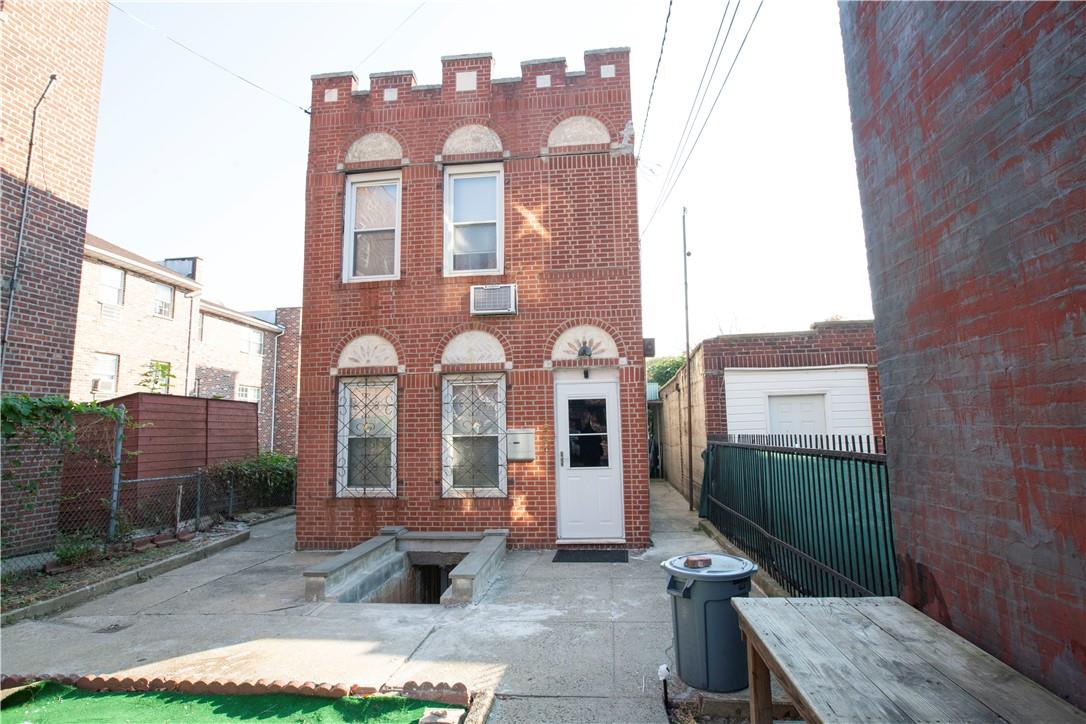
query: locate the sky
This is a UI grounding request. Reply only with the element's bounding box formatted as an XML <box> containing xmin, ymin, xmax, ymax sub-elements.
<box><xmin>87</xmin><ymin>0</ymin><xmax>872</xmax><ymax>358</ymax></box>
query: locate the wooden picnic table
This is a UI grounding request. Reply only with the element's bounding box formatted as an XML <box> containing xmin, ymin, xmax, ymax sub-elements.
<box><xmin>732</xmin><ymin>597</ymin><xmax>1085</xmax><ymax>724</ymax></box>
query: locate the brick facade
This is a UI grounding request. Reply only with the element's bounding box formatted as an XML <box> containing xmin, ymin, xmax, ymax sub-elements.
<box><xmin>658</xmin><ymin>321</ymin><xmax>883</xmax><ymax>503</ymax></box>
<box><xmin>1</xmin><ymin>0</ymin><xmax>108</xmax><ymax>556</ymax></box>
<box><xmin>298</xmin><ymin>50</ymin><xmax>647</xmax><ymax>550</ymax></box>
<box><xmin>840</xmin><ymin>3</ymin><xmax>1085</xmax><ymax>706</ymax></box>
<box><xmin>272</xmin><ymin>307</ymin><xmax>302</xmax><ymax>455</ymax></box>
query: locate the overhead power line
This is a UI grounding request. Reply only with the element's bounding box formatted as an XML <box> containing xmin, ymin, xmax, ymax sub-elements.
<box><xmin>637</xmin><ymin>0</ymin><xmax>674</xmax><ymax>164</ymax></box>
<box><xmin>108</xmin><ymin>2</ymin><xmax>310</xmax><ymax>114</ymax></box>
<box><xmin>640</xmin><ymin>0</ymin><xmax>765</xmax><ymax>238</ymax></box>
<box><xmin>354</xmin><ymin>2</ymin><xmax>427</xmax><ymax>74</ymax></box>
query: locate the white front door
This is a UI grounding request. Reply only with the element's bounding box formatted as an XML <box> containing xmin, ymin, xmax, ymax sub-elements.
<box><xmin>555</xmin><ymin>375</ymin><xmax>624</xmax><ymax>541</ymax></box>
<box><xmin>768</xmin><ymin>393</ymin><xmax>828</xmax><ymax>434</ymax></box>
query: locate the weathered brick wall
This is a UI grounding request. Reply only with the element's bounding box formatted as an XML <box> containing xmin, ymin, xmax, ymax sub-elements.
<box><xmin>658</xmin><ymin>347</ymin><xmax>706</xmax><ymax>503</ymax></box>
<box><xmin>1</xmin><ymin>0</ymin><xmax>107</xmax><ymax>397</ymax></box>
<box><xmin>271</xmin><ymin>307</ymin><xmax>301</xmax><ymax>455</ymax></box>
<box><xmin>69</xmin><ymin>258</ymin><xmax>196</xmax><ymax>401</ymax></box>
<box><xmin>299</xmin><ymin>50</ymin><xmax>647</xmax><ymax>549</ymax></box>
<box><xmin>840</xmin><ymin>3</ymin><xmax>1085</xmax><ymax>705</ymax></box>
<box><xmin>1</xmin><ymin>0</ymin><xmax>108</xmax><ymax>556</ymax></box>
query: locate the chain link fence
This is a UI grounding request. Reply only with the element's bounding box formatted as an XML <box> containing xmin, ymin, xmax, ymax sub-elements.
<box><xmin>1</xmin><ymin>403</ymin><xmax>294</xmax><ymax>579</ymax></box>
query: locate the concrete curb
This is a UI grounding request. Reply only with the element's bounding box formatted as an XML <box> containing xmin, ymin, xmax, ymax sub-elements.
<box><xmin>696</xmin><ymin>519</ymin><xmax>789</xmax><ymax>597</ymax></box>
<box><xmin>0</xmin><ymin>529</ymin><xmax>251</xmax><ymax>627</ymax></box>
<box><xmin>464</xmin><ymin>689</ymin><xmax>495</xmax><ymax>724</ymax></box>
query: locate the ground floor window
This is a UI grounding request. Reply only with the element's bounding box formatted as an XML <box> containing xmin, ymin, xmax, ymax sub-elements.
<box><xmin>441</xmin><ymin>373</ymin><xmax>507</xmax><ymax>497</ymax></box>
<box><xmin>336</xmin><ymin>376</ymin><xmax>397</xmax><ymax>497</ymax></box>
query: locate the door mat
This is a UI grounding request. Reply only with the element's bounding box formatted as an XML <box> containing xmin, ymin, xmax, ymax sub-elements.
<box><xmin>553</xmin><ymin>549</ymin><xmax>628</xmax><ymax>563</ymax></box>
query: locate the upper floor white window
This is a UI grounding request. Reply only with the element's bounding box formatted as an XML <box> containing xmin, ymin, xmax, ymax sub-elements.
<box><xmin>444</xmin><ymin>163</ymin><xmax>503</xmax><ymax>276</ymax></box>
<box><xmin>153</xmin><ymin>282</ymin><xmax>174</xmax><ymax>318</ymax></box>
<box><xmin>242</xmin><ymin>327</ymin><xmax>264</xmax><ymax>356</ymax></box>
<box><xmin>98</xmin><ymin>266</ymin><xmax>125</xmax><ymax>306</ymax></box>
<box><xmin>344</xmin><ymin>171</ymin><xmax>401</xmax><ymax>282</ymax></box>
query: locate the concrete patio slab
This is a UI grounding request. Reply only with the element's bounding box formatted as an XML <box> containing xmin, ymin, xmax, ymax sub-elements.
<box><xmin>1</xmin><ymin>483</ymin><xmax>754</xmax><ymax>723</ymax></box>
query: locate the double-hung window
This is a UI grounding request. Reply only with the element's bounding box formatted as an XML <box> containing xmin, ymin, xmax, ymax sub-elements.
<box><xmin>98</xmin><ymin>266</ymin><xmax>125</xmax><ymax>305</ymax></box>
<box><xmin>336</xmin><ymin>377</ymin><xmax>397</xmax><ymax>497</ymax></box>
<box><xmin>91</xmin><ymin>353</ymin><xmax>119</xmax><ymax>396</ymax></box>
<box><xmin>344</xmin><ymin>171</ymin><xmax>401</xmax><ymax>281</ymax></box>
<box><xmin>153</xmin><ymin>283</ymin><xmax>174</xmax><ymax>318</ymax></box>
<box><xmin>444</xmin><ymin>164</ymin><xmax>503</xmax><ymax>275</ymax></box>
<box><xmin>441</xmin><ymin>374</ymin><xmax>507</xmax><ymax>497</ymax></box>
<box><xmin>237</xmin><ymin>384</ymin><xmax>261</xmax><ymax>408</ymax></box>
<box><xmin>242</xmin><ymin>327</ymin><xmax>264</xmax><ymax>356</ymax></box>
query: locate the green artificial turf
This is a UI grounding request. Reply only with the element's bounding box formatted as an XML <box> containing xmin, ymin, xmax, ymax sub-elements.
<box><xmin>0</xmin><ymin>681</ymin><xmax>441</xmax><ymax>723</ymax></box>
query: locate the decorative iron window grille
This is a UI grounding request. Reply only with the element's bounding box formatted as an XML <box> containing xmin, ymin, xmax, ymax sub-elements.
<box><xmin>442</xmin><ymin>373</ymin><xmax>507</xmax><ymax>497</ymax></box>
<box><xmin>336</xmin><ymin>376</ymin><xmax>397</xmax><ymax>497</ymax></box>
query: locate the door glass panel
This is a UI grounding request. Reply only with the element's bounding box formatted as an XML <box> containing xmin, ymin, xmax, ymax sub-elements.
<box><xmin>568</xmin><ymin>398</ymin><xmax>609</xmax><ymax>468</ymax></box>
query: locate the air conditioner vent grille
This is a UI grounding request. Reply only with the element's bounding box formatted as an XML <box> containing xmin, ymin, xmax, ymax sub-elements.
<box><xmin>470</xmin><ymin>284</ymin><xmax>517</xmax><ymax>315</ymax></box>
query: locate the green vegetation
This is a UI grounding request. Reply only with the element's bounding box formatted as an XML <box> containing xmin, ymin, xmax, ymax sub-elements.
<box><xmin>52</xmin><ymin>531</ymin><xmax>102</xmax><ymax>565</ymax></box>
<box><xmin>1</xmin><ymin>681</ymin><xmax>443</xmax><ymax>723</ymax></box>
<box><xmin>204</xmin><ymin>451</ymin><xmax>296</xmax><ymax>507</ymax></box>
<box><xmin>647</xmin><ymin>355</ymin><xmax>686</xmax><ymax>386</ymax></box>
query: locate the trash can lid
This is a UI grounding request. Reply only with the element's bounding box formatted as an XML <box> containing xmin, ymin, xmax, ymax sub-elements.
<box><xmin>661</xmin><ymin>552</ymin><xmax>758</xmax><ymax>581</ymax></box>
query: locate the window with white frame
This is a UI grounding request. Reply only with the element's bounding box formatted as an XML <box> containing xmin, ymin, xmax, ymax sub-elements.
<box><xmin>344</xmin><ymin>171</ymin><xmax>401</xmax><ymax>281</ymax></box>
<box><xmin>444</xmin><ymin>164</ymin><xmax>503</xmax><ymax>275</ymax></box>
<box><xmin>336</xmin><ymin>377</ymin><xmax>397</xmax><ymax>496</ymax></box>
<box><xmin>236</xmin><ymin>384</ymin><xmax>261</xmax><ymax>406</ymax></box>
<box><xmin>242</xmin><ymin>327</ymin><xmax>264</xmax><ymax>356</ymax></box>
<box><xmin>153</xmin><ymin>282</ymin><xmax>174</xmax><ymax>318</ymax></box>
<box><xmin>91</xmin><ymin>353</ymin><xmax>119</xmax><ymax>396</ymax></box>
<box><xmin>98</xmin><ymin>266</ymin><xmax>125</xmax><ymax>305</ymax></box>
<box><xmin>441</xmin><ymin>373</ymin><xmax>507</xmax><ymax>496</ymax></box>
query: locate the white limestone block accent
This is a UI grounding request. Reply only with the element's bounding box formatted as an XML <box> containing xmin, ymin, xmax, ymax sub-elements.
<box><xmin>536</xmin><ymin>74</ymin><xmax>551</xmax><ymax>88</ymax></box>
<box><xmin>442</xmin><ymin>124</ymin><xmax>503</xmax><ymax>155</ymax></box>
<box><xmin>442</xmin><ymin>330</ymin><xmax>506</xmax><ymax>364</ymax></box>
<box><xmin>383</xmin><ymin>87</ymin><xmax>398</xmax><ymax>101</ymax></box>
<box><xmin>547</xmin><ymin>116</ymin><xmax>611</xmax><ymax>147</ymax></box>
<box><xmin>338</xmin><ymin>334</ymin><xmax>398</xmax><ymax>367</ymax></box>
<box><xmin>456</xmin><ymin>70</ymin><xmax>477</xmax><ymax>92</ymax></box>
<box><xmin>324</xmin><ymin>88</ymin><xmax>338</xmax><ymax>102</ymax></box>
<box><xmin>551</xmin><ymin>325</ymin><xmax>619</xmax><ymax>360</ymax></box>
<box><xmin>601</xmin><ymin>64</ymin><xmax>616</xmax><ymax>78</ymax></box>
<box><xmin>345</xmin><ymin>132</ymin><xmax>403</xmax><ymax>163</ymax></box>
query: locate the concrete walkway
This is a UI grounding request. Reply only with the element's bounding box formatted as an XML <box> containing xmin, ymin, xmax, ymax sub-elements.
<box><xmin>2</xmin><ymin>482</ymin><xmax>735</xmax><ymax>723</ymax></box>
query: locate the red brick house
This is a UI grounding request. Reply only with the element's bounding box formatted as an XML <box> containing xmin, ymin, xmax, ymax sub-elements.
<box><xmin>298</xmin><ymin>50</ymin><xmax>647</xmax><ymax>549</ymax></box>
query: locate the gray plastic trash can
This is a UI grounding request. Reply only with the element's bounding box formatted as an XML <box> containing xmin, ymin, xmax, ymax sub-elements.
<box><xmin>662</xmin><ymin>552</ymin><xmax>758</xmax><ymax>693</ymax></box>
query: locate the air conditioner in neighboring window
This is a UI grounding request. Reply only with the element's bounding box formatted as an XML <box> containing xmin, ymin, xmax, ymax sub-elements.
<box><xmin>91</xmin><ymin>378</ymin><xmax>114</xmax><ymax>394</ymax></box>
<box><xmin>470</xmin><ymin>284</ymin><xmax>517</xmax><ymax>315</ymax></box>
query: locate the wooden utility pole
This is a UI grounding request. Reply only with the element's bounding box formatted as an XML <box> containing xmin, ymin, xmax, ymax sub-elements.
<box><xmin>682</xmin><ymin>207</ymin><xmax>694</xmax><ymax>511</ymax></box>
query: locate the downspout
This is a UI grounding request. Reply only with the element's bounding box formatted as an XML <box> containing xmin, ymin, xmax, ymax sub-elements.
<box><xmin>268</xmin><ymin>321</ymin><xmax>285</xmax><ymax>451</ymax></box>
<box><xmin>183</xmin><ymin>289</ymin><xmax>201</xmax><ymax>395</ymax></box>
<box><xmin>1</xmin><ymin>74</ymin><xmax>57</xmax><ymax>390</ymax></box>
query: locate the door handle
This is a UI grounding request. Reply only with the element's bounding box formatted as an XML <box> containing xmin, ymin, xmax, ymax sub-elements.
<box><xmin>560</xmin><ymin>451</ymin><xmax>565</xmax><ymax>467</ymax></box>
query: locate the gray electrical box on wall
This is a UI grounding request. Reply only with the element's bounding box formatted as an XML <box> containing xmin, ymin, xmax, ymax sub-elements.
<box><xmin>507</xmin><ymin>429</ymin><xmax>536</xmax><ymax>461</ymax></box>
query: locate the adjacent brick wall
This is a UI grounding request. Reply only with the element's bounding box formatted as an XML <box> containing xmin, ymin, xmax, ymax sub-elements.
<box><xmin>0</xmin><ymin>0</ymin><xmax>108</xmax><ymax>556</ymax></box>
<box><xmin>299</xmin><ymin>50</ymin><xmax>647</xmax><ymax>549</ymax></box>
<box><xmin>272</xmin><ymin>307</ymin><xmax>301</xmax><ymax>455</ymax></box>
<box><xmin>840</xmin><ymin>3</ymin><xmax>1085</xmax><ymax>706</ymax></box>
<box><xmin>658</xmin><ymin>321</ymin><xmax>883</xmax><ymax>504</ymax></box>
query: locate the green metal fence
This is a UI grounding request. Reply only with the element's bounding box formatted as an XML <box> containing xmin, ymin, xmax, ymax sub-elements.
<box><xmin>700</xmin><ymin>435</ymin><xmax>899</xmax><ymax>597</ymax></box>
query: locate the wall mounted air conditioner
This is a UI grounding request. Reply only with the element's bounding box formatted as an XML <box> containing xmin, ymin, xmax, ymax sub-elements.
<box><xmin>470</xmin><ymin>284</ymin><xmax>517</xmax><ymax>315</ymax></box>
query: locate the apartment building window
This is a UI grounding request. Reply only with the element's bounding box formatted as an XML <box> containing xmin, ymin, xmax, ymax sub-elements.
<box><xmin>153</xmin><ymin>282</ymin><xmax>174</xmax><ymax>318</ymax></box>
<box><xmin>344</xmin><ymin>171</ymin><xmax>400</xmax><ymax>282</ymax></box>
<box><xmin>98</xmin><ymin>266</ymin><xmax>125</xmax><ymax>305</ymax></box>
<box><xmin>444</xmin><ymin>164</ymin><xmax>503</xmax><ymax>275</ymax></box>
<box><xmin>91</xmin><ymin>353</ymin><xmax>119</xmax><ymax>396</ymax></box>
<box><xmin>236</xmin><ymin>384</ymin><xmax>261</xmax><ymax>409</ymax></box>
<box><xmin>441</xmin><ymin>373</ymin><xmax>507</xmax><ymax>497</ymax></box>
<box><xmin>336</xmin><ymin>377</ymin><xmax>397</xmax><ymax>497</ymax></box>
<box><xmin>242</xmin><ymin>327</ymin><xmax>264</xmax><ymax>356</ymax></box>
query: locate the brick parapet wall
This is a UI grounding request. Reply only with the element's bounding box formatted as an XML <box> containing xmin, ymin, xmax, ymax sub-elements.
<box><xmin>840</xmin><ymin>2</ymin><xmax>1085</xmax><ymax>706</ymax></box>
<box><xmin>299</xmin><ymin>50</ymin><xmax>647</xmax><ymax>549</ymax></box>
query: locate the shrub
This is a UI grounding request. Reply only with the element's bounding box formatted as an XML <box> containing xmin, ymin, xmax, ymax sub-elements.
<box><xmin>54</xmin><ymin>531</ymin><xmax>102</xmax><ymax>565</ymax></box>
<box><xmin>204</xmin><ymin>452</ymin><xmax>296</xmax><ymax>509</ymax></box>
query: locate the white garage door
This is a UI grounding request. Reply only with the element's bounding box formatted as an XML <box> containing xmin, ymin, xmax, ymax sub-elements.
<box><xmin>768</xmin><ymin>394</ymin><xmax>827</xmax><ymax>434</ymax></box>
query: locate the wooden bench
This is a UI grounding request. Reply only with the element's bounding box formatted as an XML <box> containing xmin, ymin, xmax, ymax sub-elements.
<box><xmin>733</xmin><ymin>597</ymin><xmax>1085</xmax><ymax>723</ymax></box>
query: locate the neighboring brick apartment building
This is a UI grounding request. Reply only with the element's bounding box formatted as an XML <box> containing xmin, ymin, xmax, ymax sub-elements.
<box><xmin>1</xmin><ymin>0</ymin><xmax>108</xmax><ymax>555</ymax></box>
<box><xmin>70</xmin><ymin>234</ymin><xmax>301</xmax><ymax>454</ymax></box>
<box><xmin>840</xmin><ymin>3</ymin><xmax>1085</xmax><ymax>707</ymax></box>
<box><xmin>298</xmin><ymin>49</ymin><xmax>647</xmax><ymax>550</ymax></box>
<box><xmin>658</xmin><ymin>320</ymin><xmax>883</xmax><ymax>504</ymax></box>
